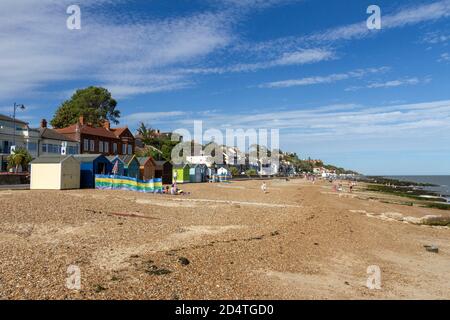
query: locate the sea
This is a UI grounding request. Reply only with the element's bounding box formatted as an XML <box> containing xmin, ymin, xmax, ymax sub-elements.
<box><xmin>384</xmin><ymin>176</ymin><xmax>450</xmax><ymax>202</ymax></box>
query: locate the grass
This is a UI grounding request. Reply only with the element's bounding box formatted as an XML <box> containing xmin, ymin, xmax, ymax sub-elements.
<box><xmin>366</xmin><ymin>185</ymin><xmax>446</xmax><ymax>202</ymax></box>
<box><xmin>423</xmin><ymin>203</ymin><xmax>450</xmax><ymax>210</ymax></box>
<box><xmin>367</xmin><ymin>184</ymin><xmax>450</xmax><ymax>211</ymax></box>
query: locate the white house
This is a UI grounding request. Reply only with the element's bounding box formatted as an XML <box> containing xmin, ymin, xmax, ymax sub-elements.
<box><xmin>36</xmin><ymin>119</ymin><xmax>79</xmax><ymax>156</ymax></box>
<box><xmin>0</xmin><ymin>113</ymin><xmax>40</xmax><ymax>172</ymax></box>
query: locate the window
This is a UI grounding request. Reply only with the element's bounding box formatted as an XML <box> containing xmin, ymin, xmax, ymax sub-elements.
<box><xmin>113</xmin><ymin>143</ymin><xmax>117</xmax><ymax>154</ymax></box>
<box><xmin>83</xmin><ymin>139</ymin><xmax>89</xmax><ymax>151</ymax></box>
<box><xmin>1</xmin><ymin>140</ymin><xmax>11</xmax><ymax>154</ymax></box>
<box><xmin>99</xmin><ymin>141</ymin><xmax>104</xmax><ymax>153</ymax></box>
<box><xmin>27</xmin><ymin>142</ymin><xmax>37</xmax><ymax>152</ymax></box>
<box><xmin>128</xmin><ymin>145</ymin><xmax>132</xmax><ymax>155</ymax></box>
<box><xmin>104</xmin><ymin>142</ymin><xmax>109</xmax><ymax>153</ymax></box>
<box><xmin>122</xmin><ymin>144</ymin><xmax>126</xmax><ymax>155</ymax></box>
<box><xmin>90</xmin><ymin>140</ymin><xmax>95</xmax><ymax>151</ymax></box>
<box><xmin>51</xmin><ymin>144</ymin><xmax>61</xmax><ymax>154</ymax></box>
<box><xmin>42</xmin><ymin>144</ymin><xmax>60</xmax><ymax>154</ymax></box>
<box><xmin>67</xmin><ymin>146</ymin><xmax>77</xmax><ymax>155</ymax></box>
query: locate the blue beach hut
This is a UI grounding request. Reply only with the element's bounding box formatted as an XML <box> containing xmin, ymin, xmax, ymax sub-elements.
<box><xmin>119</xmin><ymin>155</ymin><xmax>141</xmax><ymax>180</ymax></box>
<box><xmin>74</xmin><ymin>154</ymin><xmax>112</xmax><ymax>189</ymax></box>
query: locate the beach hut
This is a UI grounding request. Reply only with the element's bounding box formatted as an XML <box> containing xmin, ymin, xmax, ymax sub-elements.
<box><xmin>106</xmin><ymin>156</ymin><xmax>125</xmax><ymax>176</ymax></box>
<box><xmin>120</xmin><ymin>155</ymin><xmax>140</xmax><ymax>180</ymax></box>
<box><xmin>74</xmin><ymin>154</ymin><xmax>112</xmax><ymax>189</ymax></box>
<box><xmin>155</xmin><ymin>160</ymin><xmax>173</xmax><ymax>185</ymax></box>
<box><xmin>189</xmin><ymin>164</ymin><xmax>203</xmax><ymax>183</ymax></box>
<box><xmin>137</xmin><ymin>156</ymin><xmax>157</xmax><ymax>181</ymax></box>
<box><xmin>217</xmin><ymin>167</ymin><xmax>229</xmax><ymax>176</ymax></box>
<box><xmin>173</xmin><ymin>164</ymin><xmax>190</xmax><ymax>184</ymax></box>
<box><xmin>189</xmin><ymin>164</ymin><xmax>209</xmax><ymax>183</ymax></box>
<box><xmin>30</xmin><ymin>155</ymin><xmax>80</xmax><ymax>190</ymax></box>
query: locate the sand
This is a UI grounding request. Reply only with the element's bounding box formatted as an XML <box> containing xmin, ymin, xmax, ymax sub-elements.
<box><xmin>0</xmin><ymin>179</ymin><xmax>449</xmax><ymax>300</ymax></box>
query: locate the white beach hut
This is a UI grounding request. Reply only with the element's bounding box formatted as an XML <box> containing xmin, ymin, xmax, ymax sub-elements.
<box><xmin>30</xmin><ymin>155</ymin><xmax>80</xmax><ymax>190</ymax></box>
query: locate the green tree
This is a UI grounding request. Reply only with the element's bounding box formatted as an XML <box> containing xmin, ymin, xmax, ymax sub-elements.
<box><xmin>51</xmin><ymin>86</ymin><xmax>120</xmax><ymax>128</ymax></box>
<box><xmin>7</xmin><ymin>148</ymin><xmax>33</xmax><ymax>172</ymax></box>
<box><xmin>137</xmin><ymin>122</ymin><xmax>156</xmax><ymax>141</ymax></box>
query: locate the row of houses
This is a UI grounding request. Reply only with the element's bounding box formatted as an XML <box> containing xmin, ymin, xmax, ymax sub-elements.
<box><xmin>0</xmin><ymin>114</ymin><xmax>137</xmax><ymax>172</ymax></box>
<box><xmin>1</xmin><ymin>112</ymin><xmax>290</xmax><ymax>178</ymax></box>
<box><xmin>185</xmin><ymin>147</ymin><xmax>283</xmax><ymax>176</ymax></box>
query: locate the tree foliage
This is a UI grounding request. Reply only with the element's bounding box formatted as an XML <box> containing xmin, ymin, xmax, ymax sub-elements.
<box><xmin>51</xmin><ymin>86</ymin><xmax>120</xmax><ymax>128</ymax></box>
<box><xmin>7</xmin><ymin>148</ymin><xmax>32</xmax><ymax>172</ymax></box>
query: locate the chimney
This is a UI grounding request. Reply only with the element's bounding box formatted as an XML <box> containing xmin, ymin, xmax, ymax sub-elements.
<box><xmin>103</xmin><ymin>120</ymin><xmax>111</xmax><ymax>130</ymax></box>
<box><xmin>40</xmin><ymin>119</ymin><xmax>47</xmax><ymax>128</ymax></box>
<box><xmin>79</xmin><ymin>115</ymin><xmax>84</xmax><ymax>125</ymax></box>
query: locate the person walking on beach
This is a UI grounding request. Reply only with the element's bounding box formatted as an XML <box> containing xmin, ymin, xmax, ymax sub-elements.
<box><xmin>173</xmin><ymin>170</ymin><xmax>178</xmax><ymax>183</ymax></box>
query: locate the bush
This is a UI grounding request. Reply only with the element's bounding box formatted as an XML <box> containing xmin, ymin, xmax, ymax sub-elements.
<box><xmin>230</xmin><ymin>167</ymin><xmax>240</xmax><ymax>176</ymax></box>
<box><xmin>245</xmin><ymin>169</ymin><xmax>257</xmax><ymax>176</ymax></box>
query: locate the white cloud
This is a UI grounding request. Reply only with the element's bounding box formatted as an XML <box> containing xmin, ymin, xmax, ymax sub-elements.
<box><xmin>122</xmin><ymin>111</ymin><xmax>187</xmax><ymax>126</ymax></box>
<box><xmin>240</xmin><ymin>0</ymin><xmax>450</xmax><ymax>52</ymax></box>
<box><xmin>0</xmin><ymin>0</ymin><xmax>233</xmax><ymax>100</ymax></box>
<box><xmin>182</xmin><ymin>48</ymin><xmax>335</xmax><ymax>74</ymax></box>
<box><xmin>423</xmin><ymin>31</ymin><xmax>450</xmax><ymax>44</ymax></box>
<box><xmin>345</xmin><ymin>77</ymin><xmax>430</xmax><ymax>91</ymax></box>
<box><xmin>310</xmin><ymin>0</ymin><xmax>450</xmax><ymax>42</ymax></box>
<box><xmin>438</xmin><ymin>52</ymin><xmax>450</xmax><ymax>62</ymax></box>
<box><xmin>258</xmin><ymin>67</ymin><xmax>389</xmax><ymax>88</ymax></box>
<box><xmin>159</xmin><ymin>100</ymin><xmax>450</xmax><ymax>143</ymax></box>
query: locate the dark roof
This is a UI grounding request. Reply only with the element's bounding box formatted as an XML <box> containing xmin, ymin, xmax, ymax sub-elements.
<box><xmin>0</xmin><ymin>113</ymin><xmax>28</xmax><ymax>125</ymax></box>
<box><xmin>31</xmin><ymin>155</ymin><xmax>74</xmax><ymax>164</ymax></box>
<box><xmin>73</xmin><ymin>154</ymin><xmax>105</xmax><ymax>163</ymax></box>
<box><xmin>118</xmin><ymin>155</ymin><xmax>137</xmax><ymax>165</ymax></box>
<box><xmin>106</xmin><ymin>156</ymin><xmax>124</xmax><ymax>163</ymax></box>
<box><xmin>38</xmin><ymin>127</ymin><xmax>78</xmax><ymax>142</ymax></box>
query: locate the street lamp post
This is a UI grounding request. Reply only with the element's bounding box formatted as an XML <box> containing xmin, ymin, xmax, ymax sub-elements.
<box><xmin>12</xmin><ymin>103</ymin><xmax>26</xmax><ymax>152</ymax></box>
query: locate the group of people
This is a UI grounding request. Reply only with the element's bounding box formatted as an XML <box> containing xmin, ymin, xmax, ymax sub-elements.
<box><xmin>332</xmin><ymin>181</ymin><xmax>356</xmax><ymax>193</ymax></box>
<box><xmin>163</xmin><ymin>182</ymin><xmax>186</xmax><ymax>195</ymax></box>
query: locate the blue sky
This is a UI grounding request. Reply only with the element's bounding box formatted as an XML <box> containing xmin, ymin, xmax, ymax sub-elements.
<box><xmin>0</xmin><ymin>0</ymin><xmax>449</xmax><ymax>175</ymax></box>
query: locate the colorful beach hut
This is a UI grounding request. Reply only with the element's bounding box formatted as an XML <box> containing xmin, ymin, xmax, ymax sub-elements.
<box><xmin>173</xmin><ymin>164</ymin><xmax>190</xmax><ymax>184</ymax></box>
<box><xmin>138</xmin><ymin>156</ymin><xmax>157</xmax><ymax>181</ymax></box>
<box><xmin>30</xmin><ymin>156</ymin><xmax>80</xmax><ymax>190</ymax></box>
<box><xmin>106</xmin><ymin>156</ymin><xmax>125</xmax><ymax>176</ymax></box>
<box><xmin>155</xmin><ymin>160</ymin><xmax>173</xmax><ymax>185</ymax></box>
<box><xmin>120</xmin><ymin>155</ymin><xmax>140</xmax><ymax>180</ymax></box>
<box><xmin>74</xmin><ymin>154</ymin><xmax>112</xmax><ymax>189</ymax></box>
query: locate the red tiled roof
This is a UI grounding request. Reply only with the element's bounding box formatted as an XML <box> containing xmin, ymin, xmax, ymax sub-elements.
<box><xmin>56</xmin><ymin>124</ymin><xmax>119</xmax><ymax>139</ymax></box>
<box><xmin>110</xmin><ymin>127</ymin><xmax>130</xmax><ymax>138</ymax></box>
